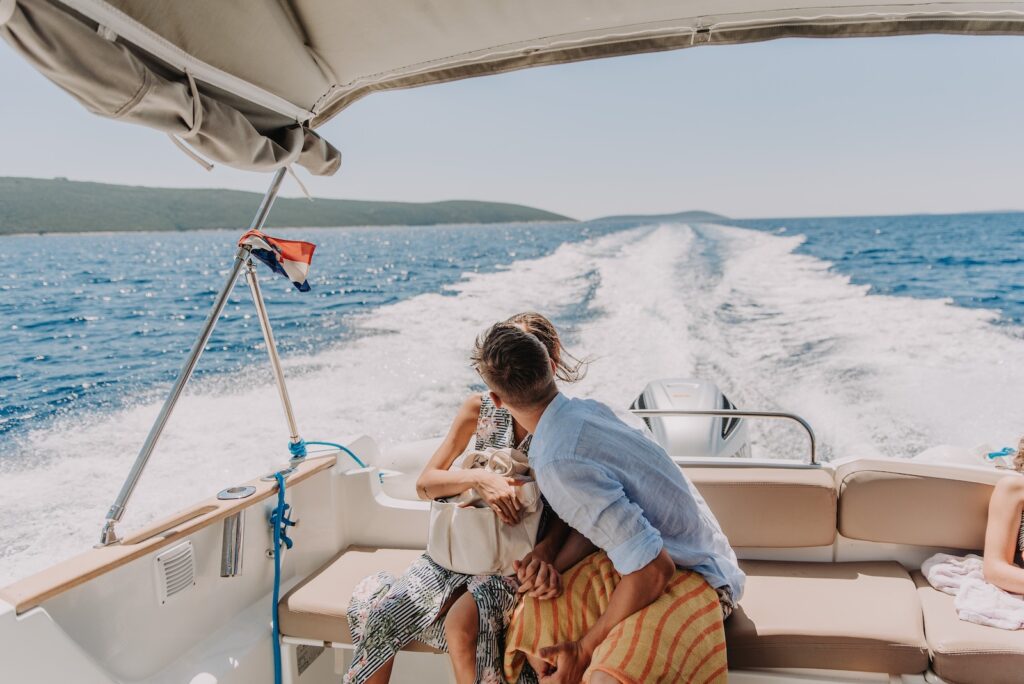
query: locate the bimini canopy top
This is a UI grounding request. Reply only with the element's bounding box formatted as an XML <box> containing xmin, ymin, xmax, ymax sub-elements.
<box><xmin>4</xmin><ymin>0</ymin><xmax>1024</xmax><ymax>176</ymax></box>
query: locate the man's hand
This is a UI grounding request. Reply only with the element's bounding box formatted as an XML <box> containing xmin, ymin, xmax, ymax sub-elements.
<box><xmin>515</xmin><ymin>550</ymin><xmax>563</xmax><ymax>599</ymax></box>
<box><xmin>538</xmin><ymin>640</ymin><xmax>592</xmax><ymax>683</ymax></box>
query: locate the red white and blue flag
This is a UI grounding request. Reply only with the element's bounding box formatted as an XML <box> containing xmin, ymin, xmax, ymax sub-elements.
<box><xmin>238</xmin><ymin>230</ymin><xmax>316</xmax><ymax>292</ymax></box>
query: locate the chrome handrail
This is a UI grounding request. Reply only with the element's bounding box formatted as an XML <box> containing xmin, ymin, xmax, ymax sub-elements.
<box><xmin>630</xmin><ymin>408</ymin><xmax>817</xmax><ymax>465</ymax></box>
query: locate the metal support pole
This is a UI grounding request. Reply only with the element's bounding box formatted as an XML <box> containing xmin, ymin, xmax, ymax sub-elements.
<box><xmin>244</xmin><ymin>259</ymin><xmax>303</xmax><ymax>450</ymax></box>
<box><xmin>97</xmin><ymin>168</ymin><xmax>288</xmax><ymax>547</ymax></box>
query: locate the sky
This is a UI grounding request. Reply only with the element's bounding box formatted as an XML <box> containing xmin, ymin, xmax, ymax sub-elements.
<box><xmin>2</xmin><ymin>34</ymin><xmax>1023</xmax><ymax>220</ymax></box>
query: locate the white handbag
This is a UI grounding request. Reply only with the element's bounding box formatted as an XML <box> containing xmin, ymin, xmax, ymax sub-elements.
<box><xmin>426</xmin><ymin>447</ymin><xmax>543</xmax><ymax>576</ymax></box>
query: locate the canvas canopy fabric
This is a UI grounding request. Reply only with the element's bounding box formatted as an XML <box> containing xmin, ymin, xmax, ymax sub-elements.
<box><xmin>4</xmin><ymin>0</ymin><xmax>1024</xmax><ymax>175</ymax></box>
<box><xmin>1</xmin><ymin>0</ymin><xmax>340</xmax><ymax>175</ymax></box>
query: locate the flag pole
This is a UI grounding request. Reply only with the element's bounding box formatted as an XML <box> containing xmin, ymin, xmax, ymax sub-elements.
<box><xmin>243</xmin><ymin>258</ymin><xmax>303</xmax><ymax>457</ymax></box>
<box><xmin>97</xmin><ymin>167</ymin><xmax>288</xmax><ymax>547</ymax></box>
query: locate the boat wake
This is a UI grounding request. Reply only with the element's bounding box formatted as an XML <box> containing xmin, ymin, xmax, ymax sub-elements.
<box><xmin>2</xmin><ymin>222</ymin><xmax>1022</xmax><ymax>585</ymax></box>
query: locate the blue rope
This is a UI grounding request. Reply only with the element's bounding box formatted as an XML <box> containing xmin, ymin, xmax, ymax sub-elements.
<box><xmin>287</xmin><ymin>440</ymin><xmax>307</xmax><ymax>459</ymax></box>
<box><xmin>270</xmin><ymin>439</ymin><xmax>365</xmax><ymax>681</ymax></box>
<box><xmin>288</xmin><ymin>438</ymin><xmax>367</xmax><ymax>468</ymax></box>
<box><xmin>270</xmin><ymin>471</ymin><xmax>295</xmax><ymax>684</ymax></box>
<box><xmin>270</xmin><ymin>438</ymin><xmax>365</xmax><ymax>680</ymax></box>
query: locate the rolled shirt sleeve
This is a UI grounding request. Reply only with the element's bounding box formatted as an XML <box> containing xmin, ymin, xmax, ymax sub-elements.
<box><xmin>536</xmin><ymin>458</ymin><xmax>664</xmax><ymax>575</ymax></box>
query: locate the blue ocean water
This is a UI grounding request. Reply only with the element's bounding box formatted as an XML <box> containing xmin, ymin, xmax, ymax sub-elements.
<box><xmin>0</xmin><ymin>221</ymin><xmax>616</xmax><ymax>443</ymax></box>
<box><xmin>1</xmin><ymin>213</ymin><xmax>1022</xmax><ymax>450</ymax></box>
<box><xmin>734</xmin><ymin>212</ymin><xmax>1024</xmax><ymax>327</ymax></box>
<box><xmin>2</xmin><ymin>212</ymin><xmax>1023</xmax><ymax>585</ymax></box>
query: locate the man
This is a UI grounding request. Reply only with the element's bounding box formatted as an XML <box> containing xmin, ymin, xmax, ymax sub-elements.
<box><xmin>472</xmin><ymin>324</ymin><xmax>744</xmax><ymax>684</ymax></box>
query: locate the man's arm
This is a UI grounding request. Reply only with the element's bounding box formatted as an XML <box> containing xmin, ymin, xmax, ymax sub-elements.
<box><xmin>553</xmin><ymin>528</ymin><xmax>597</xmax><ymax>573</ymax></box>
<box><xmin>539</xmin><ymin>549</ymin><xmax>676</xmax><ymax>683</ymax></box>
<box><xmin>533</xmin><ymin>456</ymin><xmax>673</xmax><ymax>680</ymax></box>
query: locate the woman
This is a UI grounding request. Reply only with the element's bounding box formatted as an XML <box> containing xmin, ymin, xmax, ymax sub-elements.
<box><xmin>344</xmin><ymin>313</ymin><xmax>586</xmax><ymax>684</ymax></box>
<box><xmin>983</xmin><ymin>437</ymin><xmax>1024</xmax><ymax>593</ymax></box>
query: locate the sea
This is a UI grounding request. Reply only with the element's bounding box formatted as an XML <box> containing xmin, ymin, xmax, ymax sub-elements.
<box><xmin>1</xmin><ymin>213</ymin><xmax>1022</xmax><ymax>585</ymax></box>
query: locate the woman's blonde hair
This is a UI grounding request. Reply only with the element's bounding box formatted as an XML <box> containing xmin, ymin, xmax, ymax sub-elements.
<box><xmin>504</xmin><ymin>312</ymin><xmax>588</xmax><ymax>383</ymax></box>
<box><xmin>1014</xmin><ymin>436</ymin><xmax>1024</xmax><ymax>472</ymax></box>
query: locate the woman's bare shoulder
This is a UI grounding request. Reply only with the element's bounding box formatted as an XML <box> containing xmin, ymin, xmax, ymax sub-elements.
<box><xmin>452</xmin><ymin>393</ymin><xmax>483</xmax><ymax>423</ymax></box>
<box><xmin>462</xmin><ymin>392</ymin><xmax>484</xmax><ymax>413</ymax></box>
<box><xmin>993</xmin><ymin>474</ymin><xmax>1024</xmax><ymax>500</ymax></box>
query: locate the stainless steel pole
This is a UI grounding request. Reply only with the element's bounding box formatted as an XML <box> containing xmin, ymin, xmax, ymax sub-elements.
<box><xmin>97</xmin><ymin>167</ymin><xmax>288</xmax><ymax>547</ymax></box>
<box><xmin>244</xmin><ymin>260</ymin><xmax>302</xmax><ymax>448</ymax></box>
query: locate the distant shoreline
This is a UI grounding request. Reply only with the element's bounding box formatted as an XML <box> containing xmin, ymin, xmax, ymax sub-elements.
<box><xmin>1</xmin><ymin>219</ymin><xmax>578</xmax><ymax>238</ymax></box>
<box><xmin>0</xmin><ymin>176</ymin><xmax>574</xmax><ymax>236</ymax></box>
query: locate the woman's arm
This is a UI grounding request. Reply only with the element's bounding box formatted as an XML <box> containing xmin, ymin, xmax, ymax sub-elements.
<box><xmin>414</xmin><ymin>394</ymin><xmax>523</xmax><ymax>524</ymax></box>
<box><xmin>983</xmin><ymin>475</ymin><xmax>1024</xmax><ymax>594</ymax></box>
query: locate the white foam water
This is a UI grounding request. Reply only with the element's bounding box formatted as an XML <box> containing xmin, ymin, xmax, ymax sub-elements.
<box><xmin>2</xmin><ymin>223</ymin><xmax>1022</xmax><ymax>585</ymax></box>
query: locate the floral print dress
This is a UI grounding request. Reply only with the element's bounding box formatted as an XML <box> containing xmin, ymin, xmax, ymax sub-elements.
<box><xmin>344</xmin><ymin>394</ymin><xmax>532</xmax><ymax>684</ymax></box>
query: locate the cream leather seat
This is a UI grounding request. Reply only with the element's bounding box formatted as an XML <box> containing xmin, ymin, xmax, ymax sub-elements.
<box><xmin>687</xmin><ymin>466</ymin><xmax>930</xmax><ymax>674</ymax></box>
<box><xmin>278</xmin><ymin>546</ymin><xmax>439</xmax><ymax>652</ymax></box>
<box><xmin>726</xmin><ymin>560</ymin><xmax>929</xmax><ymax>674</ymax></box>
<box><xmin>913</xmin><ymin>572</ymin><xmax>1024</xmax><ymax>684</ymax></box>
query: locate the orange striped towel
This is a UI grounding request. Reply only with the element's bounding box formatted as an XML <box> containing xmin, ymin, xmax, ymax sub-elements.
<box><xmin>504</xmin><ymin>552</ymin><xmax>728</xmax><ymax>683</ymax></box>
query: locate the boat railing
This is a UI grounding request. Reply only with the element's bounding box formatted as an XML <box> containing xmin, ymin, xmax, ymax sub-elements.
<box><xmin>630</xmin><ymin>408</ymin><xmax>818</xmax><ymax>465</ymax></box>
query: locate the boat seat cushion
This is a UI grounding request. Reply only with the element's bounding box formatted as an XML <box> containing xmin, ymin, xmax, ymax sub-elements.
<box><xmin>726</xmin><ymin>560</ymin><xmax>929</xmax><ymax>673</ymax></box>
<box><xmin>913</xmin><ymin>571</ymin><xmax>1024</xmax><ymax>684</ymax></box>
<box><xmin>837</xmin><ymin>465</ymin><xmax>995</xmax><ymax>550</ymax></box>
<box><xmin>278</xmin><ymin>546</ymin><xmax>439</xmax><ymax>651</ymax></box>
<box><xmin>685</xmin><ymin>466</ymin><xmax>837</xmax><ymax>548</ymax></box>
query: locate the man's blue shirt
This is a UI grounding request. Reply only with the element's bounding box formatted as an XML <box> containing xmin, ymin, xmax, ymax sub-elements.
<box><xmin>531</xmin><ymin>393</ymin><xmax>745</xmax><ymax>598</ymax></box>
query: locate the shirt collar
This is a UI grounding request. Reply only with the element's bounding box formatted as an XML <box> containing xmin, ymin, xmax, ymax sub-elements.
<box><xmin>534</xmin><ymin>392</ymin><xmax>569</xmax><ymax>444</ymax></box>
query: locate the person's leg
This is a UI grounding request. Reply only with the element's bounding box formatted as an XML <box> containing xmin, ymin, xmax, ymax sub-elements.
<box><xmin>505</xmin><ymin>554</ymin><xmax>612</xmax><ymax>682</ymax></box>
<box><xmin>443</xmin><ymin>592</ymin><xmax>479</xmax><ymax>684</ymax></box>
<box><xmin>362</xmin><ymin>658</ymin><xmax>394</xmax><ymax>684</ymax></box>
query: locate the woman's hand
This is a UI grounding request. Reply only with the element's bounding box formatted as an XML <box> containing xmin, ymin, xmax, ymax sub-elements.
<box><xmin>473</xmin><ymin>470</ymin><xmax>523</xmax><ymax>524</ymax></box>
<box><xmin>514</xmin><ymin>552</ymin><xmax>563</xmax><ymax>599</ymax></box>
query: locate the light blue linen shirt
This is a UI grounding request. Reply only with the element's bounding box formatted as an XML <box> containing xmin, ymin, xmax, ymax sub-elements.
<box><xmin>531</xmin><ymin>393</ymin><xmax>745</xmax><ymax>598</ymax></box>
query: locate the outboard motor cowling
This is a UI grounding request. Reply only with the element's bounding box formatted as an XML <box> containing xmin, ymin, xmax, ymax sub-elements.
<box><xmin>631</xmin><ymin>378</ymin><xmax>750</xmax><ymax>460</ymax></box>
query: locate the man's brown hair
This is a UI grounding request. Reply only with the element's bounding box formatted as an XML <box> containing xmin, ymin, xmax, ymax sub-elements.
<box><xmin>472</xmin><ymin>324</ymin><xmax>557</xmax><ymax>407</ymax></box>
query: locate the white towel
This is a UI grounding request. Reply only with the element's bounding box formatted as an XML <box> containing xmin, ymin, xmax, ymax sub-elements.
<box><xmin>923</xmin><ymin>552</ymin><xmax>1024</xmax><ymax>630</ymax></box>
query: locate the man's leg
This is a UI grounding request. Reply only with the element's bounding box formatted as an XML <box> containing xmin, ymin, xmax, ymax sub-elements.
<box><xmin>585</xmin><ymin>569</ymin><xmax>727</xmax><ymax>684</ymax></box>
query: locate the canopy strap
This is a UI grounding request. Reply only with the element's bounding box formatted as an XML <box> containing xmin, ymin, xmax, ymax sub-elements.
<box><xmin>167</xmin><ymin>134</ymin><xmax>214</xmax><ymax>171</ymax></box>
<box><xmin>287</xmin><ymin>166</ymin><xmax>312</xmax><ymax>200</ymax></box>
<box><xmin>167</xmin><ymin>71</ymin><xmax>215</xmax><ymax>171</ymax></box>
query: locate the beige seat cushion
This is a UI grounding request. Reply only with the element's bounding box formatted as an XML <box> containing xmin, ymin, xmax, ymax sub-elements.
<box><xmin>278</xmin><ymin>546</ymin><xmax>438</xmax><ymax>651</ymax></box>
<box><xmin>838</xmin><ymin>467</ymin><xmax>995</xmax><ymax>549</ymax></box>
<box><xmin>726</xmin><ymin>560</ymin><xmax>929</xmax><ymax>674</ymax></box>
<box><xmin>913</xmin><ymin>571</ymin><xmax>1024</xmax><ymax>684</ymax></box>
<box><xmin>686</xmin><ymin>467</ymin><xmax>837</xmax><ymax>547</ymax></box>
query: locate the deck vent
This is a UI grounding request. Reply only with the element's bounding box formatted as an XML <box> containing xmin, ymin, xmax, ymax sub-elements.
<box><xmin>155</xmin><ymin>541</ymin><xmax>196</xmax><ymax>605</ymax></box>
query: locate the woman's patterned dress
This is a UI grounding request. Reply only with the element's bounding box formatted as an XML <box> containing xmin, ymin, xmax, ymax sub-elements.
<box><xmin>344</xmin><ymin>394</ymin><xmax>531</xmax><ymax>684</ymax></box>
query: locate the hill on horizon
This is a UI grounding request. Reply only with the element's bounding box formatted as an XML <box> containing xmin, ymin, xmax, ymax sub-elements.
<box><xmin>0</xmin><ymin>177</ymin><xmax>573</xmax><ymax>235</ymax></box>
<box><xmin>595</xmin><ymin>209</ymin><xmax>728</xmax><ymax>223</ymax></box>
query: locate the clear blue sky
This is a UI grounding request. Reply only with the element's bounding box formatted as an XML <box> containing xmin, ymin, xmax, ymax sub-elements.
<box><xmin>2</xmin><ymin>34</ymin><xmax>1022</xmax><ymax>220</ymax></box>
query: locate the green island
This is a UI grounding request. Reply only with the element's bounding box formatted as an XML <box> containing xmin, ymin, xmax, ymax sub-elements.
<box><xmin>0</xmin><ymin>176</ymin><xmax>574</xmax><ymax>235</ymax></box>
